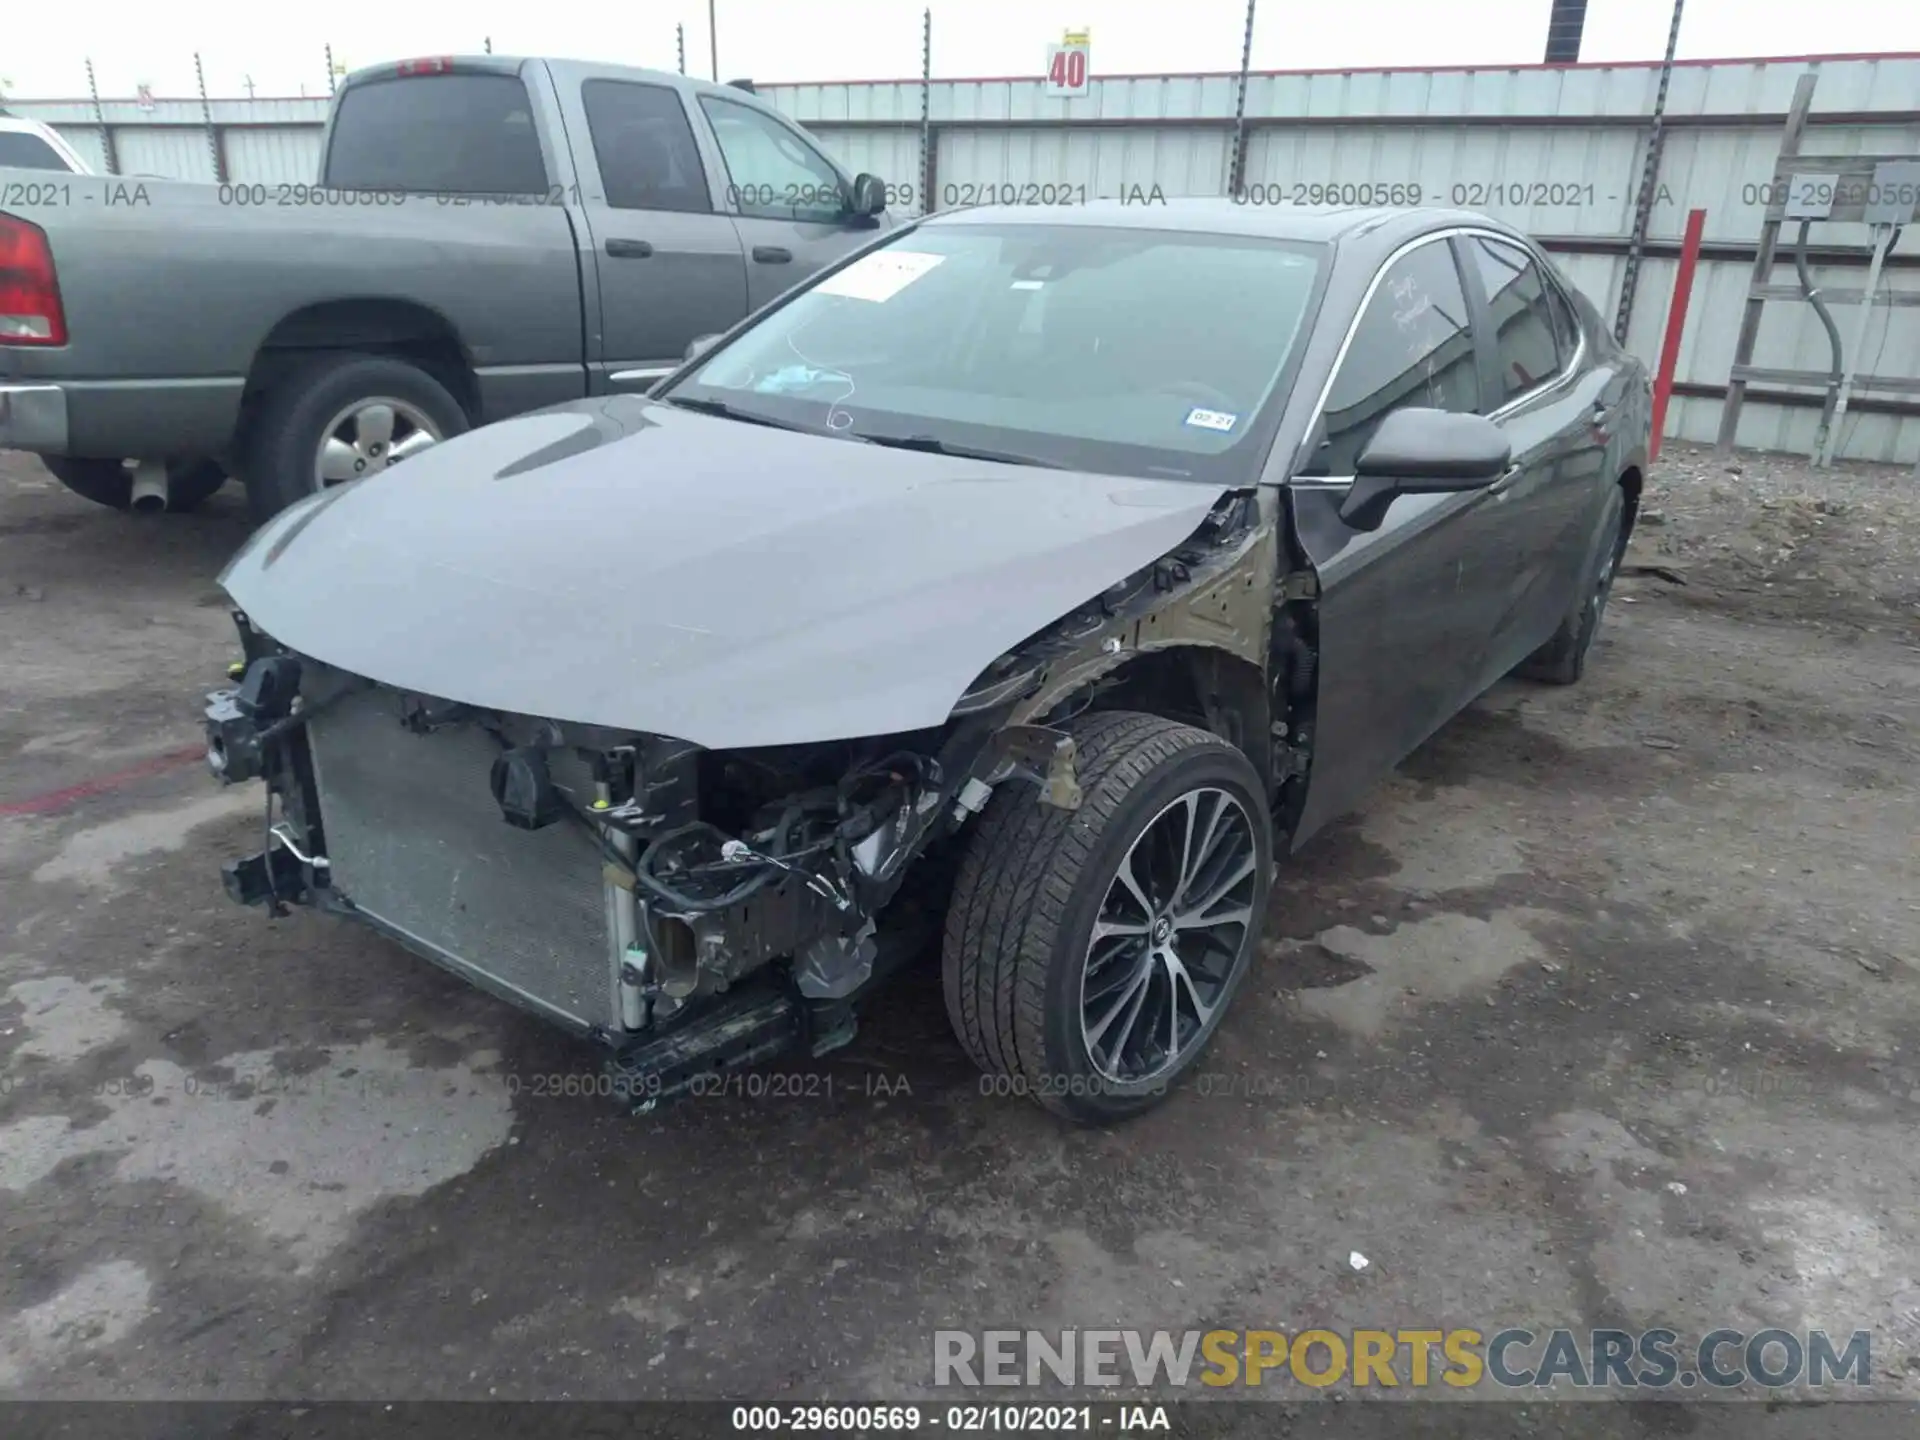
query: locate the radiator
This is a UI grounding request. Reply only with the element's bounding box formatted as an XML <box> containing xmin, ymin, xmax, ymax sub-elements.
<box><xmin>305</xmin><ymin>685</ymin><xmax>618</xmax><ymax>1033</ymax></box>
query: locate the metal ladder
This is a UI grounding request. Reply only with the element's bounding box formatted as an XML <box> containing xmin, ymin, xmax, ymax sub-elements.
<box><xmin>1713</xmin><ymin>71</ymin><xmax>1920</xmax><ymax>469</ymax></box>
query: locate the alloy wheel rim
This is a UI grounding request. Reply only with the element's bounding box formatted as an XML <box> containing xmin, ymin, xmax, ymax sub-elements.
<box><xmin>1079</xmin><ymin>786</ymin><xmax>1260</xmax><ymax>1085</ymax></box>
<box><xmin>313</xmin><ymin>398</ymin><xmax>443</xmax><ymax>492</ymax></box>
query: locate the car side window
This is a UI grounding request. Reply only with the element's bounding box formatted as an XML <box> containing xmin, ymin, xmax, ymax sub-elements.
<box><xmin>581</xmin><ymin>80</ymin><xmax>713</xmax><ymax>213</ymax></box>
<box><xmin>699</xmin><ymin>95</ymin><xmax>846</xmax><ymax>223</ymax></box>
<box><xmin>1541</xmin><ymin>268</ymin><xmax>1583</xmax><ymax>367</ymax></box>
<box><xmin>0</xmin><ymin>132</ymin><xmax>71</xmax><ymax>171</ymax></box>
<box><xmin>1302</xmin><ymin>239</ymin><xmax>1478</xmax><ymax>477</ymax></box>
<box><xmin>1466</xmin><ymin>236</ymin><xmax>1564</xmax><ymax>405</ymax></box>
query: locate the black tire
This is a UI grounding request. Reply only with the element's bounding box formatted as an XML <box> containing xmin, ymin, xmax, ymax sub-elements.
<box><xmin>943</xmin><ymin>711</ymin><xmax>1273</xmax><ymax>1124</ymax></box>
<box><xmin>42</xmin><ymin>457</ymin><xmax>227</xmax><ymax>514</ymax></box>
<box><xmin>242</xmin><ymin>353</ymin><xmax>468</xmax><ymax>523</ymax></box>
<box><xmin>1515</xmin><ymin>483</ymin><xmax>1628</xmax><ymax>686</ymax></box>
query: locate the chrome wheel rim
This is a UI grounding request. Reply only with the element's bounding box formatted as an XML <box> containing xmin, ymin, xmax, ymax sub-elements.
<box><xmin>1079</xmin><ymin>787</ymin><xmax>1259</xmax><ymax>1085</ymax></box>
<box><xmin>313</xmin><ymin>397</ymin><xmax>443</xmax><ymax>492</ymax></box>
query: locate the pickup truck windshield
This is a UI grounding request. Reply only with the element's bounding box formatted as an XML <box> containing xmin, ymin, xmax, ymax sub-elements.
<box><xmin>671</xmin><ymin>223</ymin><xmax>1326</xmax><ymax>482</ymax></box>
<box><xmin>324</xmin><ymin>74</ymin><xmax>547</xmax><ymax>194</ymax></box>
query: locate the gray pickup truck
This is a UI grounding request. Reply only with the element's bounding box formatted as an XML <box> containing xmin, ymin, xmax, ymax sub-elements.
<box><xmin>0</xmin><ymin>57</ymin><xmax>897</xmax><ymax>518</ymax></box>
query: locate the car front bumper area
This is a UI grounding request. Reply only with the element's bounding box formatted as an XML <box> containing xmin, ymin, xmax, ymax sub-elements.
<box><xmin>0</xmin><ymin>383</ymin><xmax>68</xmax><ymax>453</ymax></box>
<box><xmin>199</xmin><ymin>645</ymin><xmax>898</xmax><ymax>1109</ymax></box>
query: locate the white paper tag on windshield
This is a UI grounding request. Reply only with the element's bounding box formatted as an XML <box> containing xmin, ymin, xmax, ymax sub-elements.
<box><xmin>1184</xmin><ymin>407</ymin><xmax>1239</xmax><ymax>432</ymax></box>
<box><xmin>815</xmin><ymin>250</ymin><xmax>946</xmax><ymax>302</ymax></box>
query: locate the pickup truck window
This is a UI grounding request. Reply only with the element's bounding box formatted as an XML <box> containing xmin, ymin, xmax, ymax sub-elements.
<box><xmin>0</xmin><ymin>132</ymin><xmax>70</xmax><ymax>171</ymax></box>
<box><xmin>699</xmin><ymin>96</ymin><xmax>845</xmax><ymax>223</ymax></box>
<box><xmin>581</xmin><ymin>81</ymin><xmax>712</xmax><ymax>214</ymax></box>
<box><xmin>324</xmin><ymin>74</ymin><xmax>547</xmax><ymax>195</ymax></box>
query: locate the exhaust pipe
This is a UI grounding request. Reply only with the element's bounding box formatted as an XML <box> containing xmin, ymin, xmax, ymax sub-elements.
<box><xmin>128</xmin><ymin>460</ymin><xmax>170</xmax><ymax>514</ymax></box>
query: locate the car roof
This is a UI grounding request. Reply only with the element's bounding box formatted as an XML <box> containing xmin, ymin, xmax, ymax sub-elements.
<box><xmin>924</xmin><ymin>199</ymin><xmax>1518</xmax><ymax>259</ymax></box>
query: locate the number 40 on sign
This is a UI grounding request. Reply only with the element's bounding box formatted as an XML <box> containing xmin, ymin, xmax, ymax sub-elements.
<box><xmin>1044</xmin><ymin>29</ymin><xmax>1091</xmax><ymax>98</ymax></box>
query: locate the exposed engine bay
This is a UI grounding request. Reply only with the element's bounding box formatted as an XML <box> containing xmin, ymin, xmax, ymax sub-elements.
<box><xmin>202</xmin><ymin>489</ymin><xmax>1315</xmax><ymax>1108</ymax></box>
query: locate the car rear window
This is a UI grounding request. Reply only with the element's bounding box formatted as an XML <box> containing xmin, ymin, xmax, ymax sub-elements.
<box><xmin>323</xmin><ymin>73</ymin><xmax>548</xmax><ymax>194</ymax></box>
<box><xmin>0</xmin><ymin>132</ymin><xmax>71</xmax><ymax>171</ymax></box>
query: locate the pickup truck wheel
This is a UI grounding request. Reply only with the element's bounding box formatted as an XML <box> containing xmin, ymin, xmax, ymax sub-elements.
<box><xmin>942</xmin><ymin>712</ymin><xmax>1272</xmax><ymax>1124</ymax></box>
<box><xmin>245</xmin><ymin>355</ymin><xmax>467</xmax><ymax>523</ymax></box>
<box><xmin>43</xmin><ymin>457</ymin><xmax>227</xmax><ymax>514</ymax></box>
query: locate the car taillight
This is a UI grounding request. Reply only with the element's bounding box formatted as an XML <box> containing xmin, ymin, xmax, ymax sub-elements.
<box><xmin>396</xmin><ymin>57</ymin><xmax>456</xmax><ymax>76</ymax></box>
<box><xmin>0</xmin><ymin>214</ymin><xmax>67</xmax><ymax>347</ymax></box>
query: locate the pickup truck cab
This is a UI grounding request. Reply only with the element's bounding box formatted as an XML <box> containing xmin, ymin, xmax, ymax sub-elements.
<box><xmin>0</xmin><ymin>58</ymin><xmax>895</xmax><ymax>518</ymax></box>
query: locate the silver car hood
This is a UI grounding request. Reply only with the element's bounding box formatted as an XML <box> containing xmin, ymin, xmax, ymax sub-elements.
<box><xmin>220</xmin><ymin>396</ymin><xmax>1231</xmax><ymax>749</ymax></box>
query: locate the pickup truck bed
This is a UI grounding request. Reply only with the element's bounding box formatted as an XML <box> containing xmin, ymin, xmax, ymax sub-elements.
<box><xmin>0</xmin><ymin>56</ymin><xmax>894</xmax><ymax>518</ymax></box>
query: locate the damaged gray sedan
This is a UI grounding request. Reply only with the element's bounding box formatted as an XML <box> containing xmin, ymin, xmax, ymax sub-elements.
<box><xmin>204</xmin><ymin>201</ymin><xmax>1649</xmax><ymax>1122</ymax></box>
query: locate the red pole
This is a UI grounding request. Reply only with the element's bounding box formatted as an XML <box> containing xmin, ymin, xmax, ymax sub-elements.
<box><xmin>1649</xmin><ymin>206</ymin><xmax>1707</xmax><ymax>464</ymax></box>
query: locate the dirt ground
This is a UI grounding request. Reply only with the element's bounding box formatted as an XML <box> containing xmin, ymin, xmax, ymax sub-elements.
<box><xmin>1</xmin><ymin>441</ymin><xmax>1917</xmax><ymax>1434</ymax></box>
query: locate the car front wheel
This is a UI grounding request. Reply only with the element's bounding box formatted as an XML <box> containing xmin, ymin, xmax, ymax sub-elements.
<box><xmin>943</xmin><ymin>711</ymin><xmax>1273</xmax><ymax>1124</ymax></box>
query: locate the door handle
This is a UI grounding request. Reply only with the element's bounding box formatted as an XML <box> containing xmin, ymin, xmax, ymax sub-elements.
<box><xmin>604</xmin><ymin>238</ymin><xmax>654</xmax><ymax>259</ymax></box>
<box><xmin>752</xmin><ymin>245</ymin><xmax>793</xmax><ymax>264</ymax></box>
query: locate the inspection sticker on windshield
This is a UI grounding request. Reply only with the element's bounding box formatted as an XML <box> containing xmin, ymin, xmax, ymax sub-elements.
<box><xmin>815</xmin><ymin>250</ymin><xmax>946</xmax><ymax>303</ymax></box>
<box><xmin>1184</xmin><ymin>407</ymin><xmax>1239</xmax><ymax>433</ymax></box>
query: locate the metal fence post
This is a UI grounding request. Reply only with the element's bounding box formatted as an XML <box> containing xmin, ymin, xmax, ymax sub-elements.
<box><xmin>1228</xmin><ymin>0</ymin><xmax>1258</xmax><ymax>197</ymax></box>
<box><xmin>920</xmin><ymin>8</ymin><xmax>934</xmax><ymax>214</ymax></box>
<box><xmin>1613</xmin><ymin>0</ymin><xmax>1685</xmax><ymax>345</ymax></box>
<box><xmin>1649</xmin><ymin>207</ymin><xmax>1706</xmax><ymax>463</ymax></box>
<box><xmin>86</xmin><ymin>57</ymin><xmax>120</xmax><ymax>176</ymax></box>
<box><xmin>194</xmin><ymin>52</ymin><xmax>227</xmax><ymax>184</ymax></box>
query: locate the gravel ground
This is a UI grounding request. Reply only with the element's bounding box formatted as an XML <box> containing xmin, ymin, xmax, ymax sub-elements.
<box><xmin>1</xmin><ymin>445</ymin><xmax>1917</xmax><ymax>1435</ymax></box>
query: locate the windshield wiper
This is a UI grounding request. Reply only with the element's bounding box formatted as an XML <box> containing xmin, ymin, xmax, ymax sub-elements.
<box><xmin>851</xmin><ymin>433</ymin><xmax>1067</xmax><ymax>470</ymax></box>
<box><xmin>657</xmin><ymin>395</ymin><xmax>817</xmax><ymax>433</ymax></box>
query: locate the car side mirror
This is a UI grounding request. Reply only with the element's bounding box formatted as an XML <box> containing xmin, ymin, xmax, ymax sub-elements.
<box><xmin>1337</xmin><ymin>408</ymin><xmax>1512</xmax><ymax>532</ymax></box>
<box><xmin>685</xmin><ymin>333</ymin><xmax>721</xmax><ymax>363</ymax></box>
<box><xmin>847</xmin><ymin>173</ymin><xmax>887</xmax><ymax>218</ymax></box>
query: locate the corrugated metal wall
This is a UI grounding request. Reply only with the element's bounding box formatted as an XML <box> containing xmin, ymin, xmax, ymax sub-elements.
<box><xmin>11</xmin><ymin>55</ymin><xmax>1920</xmax><ymax>461</ymax></box>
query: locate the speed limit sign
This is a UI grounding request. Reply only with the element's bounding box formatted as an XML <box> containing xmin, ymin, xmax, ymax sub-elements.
<box><xmin>1044</xmin><ymin>29</ymin><xmax>1091</xmax><ymax>98</ymax></box>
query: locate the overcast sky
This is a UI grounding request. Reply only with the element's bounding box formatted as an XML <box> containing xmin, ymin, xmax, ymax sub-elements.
<box><xmin>5</xmin><ymin>0</ymin><xmax>1917</xmax><ymax>100</ymax></box>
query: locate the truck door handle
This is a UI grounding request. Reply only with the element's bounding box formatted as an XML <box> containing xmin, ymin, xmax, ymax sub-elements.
<box><xmin>752</xmin><ymin>245</ymin><xmax>792</xmax><ymax>264</ymax></box>
<box><xmin>605</xmin><ymin>238</ymin><xmax>654</xmax><ymax>259</ymax></box>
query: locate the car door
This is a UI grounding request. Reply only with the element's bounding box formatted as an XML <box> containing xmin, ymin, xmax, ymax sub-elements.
<box><xmin>559</xmin><ymin>72</ymin><xmax>750</xmax><ymax>390</ymax></box>
<box><xmin>1456</xmin><ymin>232</ymin><xmax>1615</xmax><ymax>691</ymax></box>
<box><xmin>1285</xmin><ymin>233</ymin><xmax>1513</xmax><ymax>845</ymax></box>
<box><xmin>696</xmin><ymin>93</ymin><xmax>880</xmax><ymax>311</ymax></box>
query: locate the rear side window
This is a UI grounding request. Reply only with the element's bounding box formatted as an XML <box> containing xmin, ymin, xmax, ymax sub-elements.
<box><xmin>0</xmin><ymin>132</ymin><xmax>71</xmax><ymax>171</ymax></box>
<box><xmin>1466</xmin><ymin>236</ymin><xmax>1564</xmax><ymax>405</ymax></box>
<box><xmin>324</xmin><ymin>74</ymin><xmax>547</xmax><ymax>194</ymax></box>
<box><xmin>581</xmin><ymin>81</ymin><xmax>712</xmax><ymax>213</ymax></box>
<box><xmin>1305</xmin><ymin>238</ymin><xmax>1478</xmax><ymax>476</ymax></box>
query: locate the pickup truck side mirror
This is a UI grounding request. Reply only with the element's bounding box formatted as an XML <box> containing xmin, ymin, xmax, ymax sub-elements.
<box><xmin>847</xmin><ymin>173</ymin><xmax>887</xmax><ymax>218</ymax></box>
<box><xmin>1338</xmin><ymin>408</ymin><xmax>1511</xmax><ymax>532</ymax></box>
<box><xmin>685</xmin><ymin>334</ymin><xmax>722</xmax><ymax>363</ymax></box>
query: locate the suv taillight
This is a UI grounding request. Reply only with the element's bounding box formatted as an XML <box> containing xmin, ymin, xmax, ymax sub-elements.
<box><xmin>0</xmin><ymin>214</ymin><xmax>67</xmax><ymax>346</ymax></box>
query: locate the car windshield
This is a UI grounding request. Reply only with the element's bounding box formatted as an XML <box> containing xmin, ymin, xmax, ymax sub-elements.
<box><xmin>665</xmin><ymin>222</ymin><xmax>1327</xmax><ymax>482</ymax></box>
